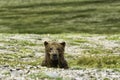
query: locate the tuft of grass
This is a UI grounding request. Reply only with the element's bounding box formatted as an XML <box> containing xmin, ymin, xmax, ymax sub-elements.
<box><xmin>0</xmin><ymin>52</ymin><xmax>43</xmax><ymax>67</ymax></box>
<box><xmin>77</xmin><ymin>55</ymin><xmax>120</xmax><ymax>68</ymax></box>
<box><xmin>74</xmin><ymin>38</ymin><xmax>88</xmax><ymax>43</ymax></box>
<box><xmin>83</xmin><ymin>47</ymin><xmax>113</xmax><ymax>54</ymax></box>
<box><xmin>2</xmin><ymin>71</ymin><xmax>10</xmax><ymax>75</ymax></box>
<box><xmin>103</xmin><ymin>78</ymin><xmax>110</xmax><ymax>80</ymax></box>
<box><xmin>113</xmin><ymin>68</ymin><xmax>120</xmax><ymax>72</ymax></box>
<box><xmin>106</xmin><ymin>35</ymin><xmax>120</xmax><ymax>40</ymax></box>
<box><xmin>8</xmin><ymin>39</ymin><xmax>36</xmax><ymax>46</ymax></box>
<box><xmin>29</xmin><ymin>72</ymin><xmax>52</xmax><ymax>79</ymax></box>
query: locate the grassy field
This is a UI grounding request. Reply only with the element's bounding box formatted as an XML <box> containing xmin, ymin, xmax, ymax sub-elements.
<box><xmin>0</xmin><ymin>33</ymin><xmax>120</xmax><ymax>68</ymax></box>
<box><xmin>0</xmin><ymin>0</ymin><xmax>120</xmax><ymax>34</ymax></box>
<box><xmin>0</xmin><ymin>33</ymin><xmax>120</xmax><ymax>79</ymax></box>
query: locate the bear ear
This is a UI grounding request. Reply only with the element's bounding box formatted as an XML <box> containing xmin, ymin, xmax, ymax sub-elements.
<box><xmin>44</xmin><ymin>41</ymin><xmax>49</xmax><ymax>46</ymax></box>
<box><xmin>60</xmin><ymin>42</ymin><xmax>66</xmax><ymax>47</ymax></box>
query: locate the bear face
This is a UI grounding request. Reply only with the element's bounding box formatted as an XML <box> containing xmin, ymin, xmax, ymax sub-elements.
<box><xmin>44</xmin><ymin>41</ymin><xmax>65</xmax><ymax>61</ymax></box>
<box><xmin>41</xmin><ymin>41</ymin><xmax>68</xmax><ymax>69</ymax></box>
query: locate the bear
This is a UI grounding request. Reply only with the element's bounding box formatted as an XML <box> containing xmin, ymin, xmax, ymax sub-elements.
<box><xmin>41</xmin><ymin>41</ymin><xmax>68</xmax><ymax>69</ymax></box>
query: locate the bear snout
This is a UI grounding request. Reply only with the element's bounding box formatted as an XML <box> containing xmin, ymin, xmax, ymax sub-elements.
<box><xmin>52</xmin><ymin>54</ymin><xmax>58</xmax><ymax>60</ymax></box>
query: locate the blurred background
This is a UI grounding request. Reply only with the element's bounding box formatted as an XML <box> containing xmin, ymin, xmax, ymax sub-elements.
<box><xmin>0</xmin><ymin>0</ymin><xmax>120</xmax><ymax>34</ymax></box>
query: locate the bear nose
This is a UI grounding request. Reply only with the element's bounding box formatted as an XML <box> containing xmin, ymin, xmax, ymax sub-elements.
<box><xmin>52</xmin><ymin>54</ymin><xmax>58</xmax><ymax>60</ymax></box>
<box><xmin>53</xmin><ymin>54</ymin><xmax>57</xmax><ymax>57</ymax></box>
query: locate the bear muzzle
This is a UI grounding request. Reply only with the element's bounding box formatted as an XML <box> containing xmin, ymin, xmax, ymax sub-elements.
<box><xmin>52</xmin><ymin>54</ymin><xmax>59</xmax><ymax>60</ymax></box>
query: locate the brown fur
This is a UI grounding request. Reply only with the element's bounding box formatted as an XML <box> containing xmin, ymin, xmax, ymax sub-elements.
<box><xmin>41</xmin><ymin>41</ymin><xmax>68</xmax><ymax>69</ymax></box>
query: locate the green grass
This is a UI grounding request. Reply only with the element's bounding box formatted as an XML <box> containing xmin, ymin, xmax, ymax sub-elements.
<box><xmin>0</xmin><ymin>53</ymin><xmax>43</xmax><ymax>67</ymax></box>
<box><xmin>0</xmin><ymin>33</ymin><xmax>120</xmax><ymax>68</ymax></box>
<box><xmin>106</xmin><ymin>35</ymin><xmax>120</xmax><ymax>40</ymax></box>
<box><xmin>68</xmin><ymin>54</ymin><xmax>120</xmax><ymax>68</ymax></box>
<box><xmin>83</xmin><ymin>47</ymin><xmax>113</xmax><ymax>54</ymax></box>
<box><xmin>0</xmin><ymin>0</ymin><xmax>120</xmax><ymax>34</ymax></box>
<box><xmin>29</xmin><ymin>72</ymin><xmax>52</xmax><ymax>79</ymax></box>
<box><xmin>74</xmin><ymin>38</ymin><xmax>88</xmax><ymax>43</ymax></box>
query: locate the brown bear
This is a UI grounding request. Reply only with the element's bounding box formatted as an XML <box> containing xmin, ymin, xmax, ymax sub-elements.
<box><xmin>41</xmin><ymin>41</ymin><xmax>68</xmax><ymax>69</ymax></box>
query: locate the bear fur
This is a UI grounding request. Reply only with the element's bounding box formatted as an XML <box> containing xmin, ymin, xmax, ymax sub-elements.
<box><xmin>41</xmin><ymin>41</ymin><xmax>68</xmax><ymax>69</ymax></box>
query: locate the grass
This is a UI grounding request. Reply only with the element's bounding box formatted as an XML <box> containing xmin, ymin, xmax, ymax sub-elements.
<box><xmin>66</xmin><ymin>54</ymin><xmax>120</xmax><ymax>69</ymax></box>
<box><xmin>0</xmin><ymin>53</ymin><xmax>43</xmax><ymax>67</ymax></box>
<box><xmin>29</xmin><ymin>72</ymin><xmax>62</xmax><ymax>80</ymax></box>
<box><xmin>83</xmin><ymin>47</ymin><xmax>113</xmax><ymax>54</ymax></box>
<box><xmin>29</xmin><ymin>72</ymin><xmax>52</xmax><ymax>79</ymax></box>
<box><xmin>0</xmin><ymin>33</ymin><xmax>120</xmax><ymax>69</ymax></box>
<box><xmin>106</xmin><ymin>35</ymin><xmax>120</xmax><ymax>40</ymax></box>
<box><xmin>0</xmin><ymin>0</ymin><xmax>120</xmax><ymax>34</ymax></box>
<box><xmin>74</xmin><ymin>38</ymin><xmax>88</xmax><ymax>43</ymax></box>
<box><xmin>77</xmin><ymin>55</ymin><xmax>120</xmax><ymax>68</ymax></box>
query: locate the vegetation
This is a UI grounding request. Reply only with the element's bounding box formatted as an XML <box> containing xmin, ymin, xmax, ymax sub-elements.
<box><xmin>77</xmin><ymin>55</ymin><xmax>120</xmax><ymax>68</ymax></box>
<box><xmin>0</xmin><ymin>0</ymin><xmax>120</xmax><ymax>34</ymax></box>
<box><xmin>0</xmin><ymin>34</ymin><xmax>120</xmax><ymax>69</ymax></box>
<box><xmin>29</xmin><ymin>72</ymin><xmax>62</xmax><ymax>80</ymax></box>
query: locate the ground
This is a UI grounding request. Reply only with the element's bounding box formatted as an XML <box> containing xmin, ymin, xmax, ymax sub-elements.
<box><xmin>0</xmin><ymin>33</ymin><xmax>120</xmax><ymax>80</ymax></box>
